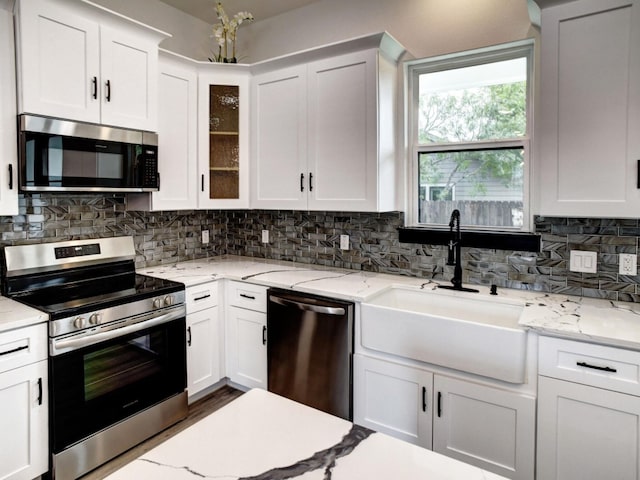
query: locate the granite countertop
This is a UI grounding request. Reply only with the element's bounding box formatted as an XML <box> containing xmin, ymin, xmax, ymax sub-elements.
<box><xmin>0</xmin><ymin>295</ymin><xmax>48</xmax><ymax>333</ymax></box>
<box><xmin>139</xmin><ymin>255</ymin><xmax>640</xmax><ymax>350</ymax></box>
<box><xmin>104</xmin><ymin>388</ymin><xmax>507</xmax><ymax>480</ymax></box>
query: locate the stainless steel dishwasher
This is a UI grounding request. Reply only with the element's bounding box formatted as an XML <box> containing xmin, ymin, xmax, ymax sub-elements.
<box><xmin>267</xmin><ymin>288</ymin><xmax>354</xmax><ymax>420</ymax></box>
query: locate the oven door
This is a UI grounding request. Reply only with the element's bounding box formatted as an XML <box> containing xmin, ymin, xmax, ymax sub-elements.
<box><xmin>49</xmin><ymin>313</ymin><xmax>186</xmax><ymax>453</ymax></box>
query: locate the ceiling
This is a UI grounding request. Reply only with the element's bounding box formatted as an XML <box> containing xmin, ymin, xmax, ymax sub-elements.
<box><xmin>158</xmin><ymin>0</ymin><xmax>322</xmax><ymax>24</ymax></box>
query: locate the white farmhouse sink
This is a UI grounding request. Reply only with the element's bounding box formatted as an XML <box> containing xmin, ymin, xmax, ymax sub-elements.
<box><xmin>360</xmin><ymin>287</ymin><xmax>527</xmax><ymax>383</ymax></box>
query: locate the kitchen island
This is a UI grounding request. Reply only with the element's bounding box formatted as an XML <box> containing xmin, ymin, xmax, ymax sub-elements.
<box><xmin>104</xmin><ymin>388</ymin><xmax>506</xmax><ymax>480</ymax></box>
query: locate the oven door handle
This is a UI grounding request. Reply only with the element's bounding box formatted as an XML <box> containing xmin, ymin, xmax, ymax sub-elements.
<box><xmin>51</xmin><ymin>306</ymin><xmax>185</xmax><ymax>355</ymax></box>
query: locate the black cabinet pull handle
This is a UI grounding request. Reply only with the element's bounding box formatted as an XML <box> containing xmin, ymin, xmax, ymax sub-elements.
<box><xmin>157</xmin><ymin>172</ymin><xmax>160</xmax><ymax>190</ymax></box>
<box><xmin>187</xmin><ymin>326</ymin><xmax>192</xmax><ymax>346</ymax></box>
<box><xmin>8</xmin><ymin>164</ymin><xmax>13</xmax><ymax>190</ymax></box>
<box><xmin>0</xmin><ymin>345</ymin><xmax>28</xmax><ymax>357</ymax></box>
<box><xmin>309</xmin><ymin>172</ymin><xmax>313</xmax><ymax>192</ymax></box>
<box><xmin>422</xmin><ymin>386</ymin><xmax>427</xmax><ymax>412</ymax></box>
<box><xmin>262</xmin><ymin>325</ymin><xmax>267</xmax><ymax>345</ymax></box>
<box><xmin>437</xmin><ymin>391</ymin><xmax>442</xmax><ymax>417</ymax></box>
<box><xmin>300</xmin><ymin>173</ymin><xmax>304</xmax><ymax>192</ymax></box>
<box><xmin>577</xmin><ymin>361</ymin><xmax>617</xmax><ymax>373</ymax></box>
<box><xmin>194</xmin><ymin>294</ymin><xmax>211</xmax><ymax>301</ymax></box>
<box><xmin>201</xmin><ymin>174</ymin><xmax>205</xmax><ymax>192</ymax></box>
<box><xmin>92</xmin><ymin>76</ymin><xmax>98</xmax><ymax>99</ymax></box>
<box><xmin>37</xmin><ymin>377</ymin><xmax>43</xmax><ymax>405</ymax></box>
<box><xmin>105</xmin><ymin>79</ymin><xmax>111</xmax><ymax>102</ymax></box>
<box><xmin>240</xmin><ymin>293</ymin><xmax>256</xmax><ymax>300</ymax></box>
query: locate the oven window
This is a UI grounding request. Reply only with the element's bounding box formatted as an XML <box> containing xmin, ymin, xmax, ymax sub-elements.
<box><xmin>50</xmin><ymin>318</ymin><xmax>186</xmax><ymax>452</ymax></box>
<box><xmin>83</xmin><ymin>331</ymin><xmax>163</xmax><ymax>402</ymax></box>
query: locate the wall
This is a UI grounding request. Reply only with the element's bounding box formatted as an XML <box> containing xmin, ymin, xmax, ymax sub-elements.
<box><xmin>239</xmin><ymin>0</ymin><xmax>537</xmax><ymax>63</ymax></box>
<box><xmin>1</xmin><ymin>195</ymin><xmax>638</xmax><ymax>303</ymax></box>
<box><xmin>88</xmin><ymin>0</ymin><xmax>537</xmax><ymax>64</ymax></box>
<box><xmin>91</xmin><ymin>0</ymin><xmax>213</xmax><ymax>60</ymax></box>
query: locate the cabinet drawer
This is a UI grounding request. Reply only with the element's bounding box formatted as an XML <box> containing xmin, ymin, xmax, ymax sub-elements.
<box><xmin>0</xmin><ymin>323</ymin><xmax>47</xmax><ymax>374</ymax></box>
<box><xmin>186</xmin><ymin>282</ymin><xmax>219</xmax><ymax>313</ymax></box>
<box><xmin>228</xmin><ymin>282</ymin><xmax>267</xmax><ymax>312</ymax></box>
<box><xmin>539</xmin><ymin>336</ymin><xmax>640</xmax><ymax>395</ymax></box>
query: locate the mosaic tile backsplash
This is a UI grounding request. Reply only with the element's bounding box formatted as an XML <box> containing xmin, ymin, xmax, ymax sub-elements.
<box><xmin>1</xmin><ymin>194</ymin><xmax>639</xmax><ymax>303</ymax></box>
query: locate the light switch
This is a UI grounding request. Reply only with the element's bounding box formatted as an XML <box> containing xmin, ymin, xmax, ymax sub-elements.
<box><xmin>569</xmin><ymin>250</ymin><xmax>597</xmax><ymax>273</ymax></box>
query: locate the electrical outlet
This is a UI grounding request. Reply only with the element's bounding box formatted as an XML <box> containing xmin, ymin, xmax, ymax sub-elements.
<box><xmin>261</xmin><ymin>230</ymin><xmax>269</xmax><ymax>243</ymax></box>
<box><xmin>569</xmin><ymin>250</ymin><xmax>597</xmax><ymax>273</ymax></box>
<box><xmin>619</xmin><ymin>253</ymin><xmax>637</xmax><ymax>275</ymax></box>
<box><xmin>202</xmin><ymin>230</ymin><xmax>209</xmax><ymax>244</ymax></box>
<box><xmin>340</xmin><ymin>234</ymin><xmax>349</xmax><ymax>250</ymax></box>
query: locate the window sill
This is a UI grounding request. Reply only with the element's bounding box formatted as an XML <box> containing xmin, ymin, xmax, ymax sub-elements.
<box><xmin>398</xmin><ymin>227</ymin><xmax>540</xmax><ymax>252</ymax></box>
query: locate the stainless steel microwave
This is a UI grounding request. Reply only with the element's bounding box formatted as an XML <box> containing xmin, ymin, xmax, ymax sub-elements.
<box><xmin>18</xmin><ymin>115</ymin><xmax>159</xmax><ymax>193</ymax></box>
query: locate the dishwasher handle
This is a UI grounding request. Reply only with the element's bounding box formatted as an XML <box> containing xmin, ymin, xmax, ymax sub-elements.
<box><xmin>270</xmin><ymin>295</ymin><xmax>346</xmax><ymax>316</ymax></box>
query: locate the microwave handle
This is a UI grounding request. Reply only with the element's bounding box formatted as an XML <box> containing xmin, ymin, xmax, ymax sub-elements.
<box><xmin>8</xmin><ymin>164</ymin><xmax>13</xmax><ymax>190</ymax></box>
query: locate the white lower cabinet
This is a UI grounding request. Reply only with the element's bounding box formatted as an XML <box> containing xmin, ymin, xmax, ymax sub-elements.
<box><xmin>354</xmin><ymin>354</ymin><xmax>535</xmax><ymax>480</ymax></box>
<box><xmin>433</xmin><ymin>375</ymin><xmax>535</xmax><ymax>479</ymax></box>
<box><xmin>354</xmin><ymin>354</ymin><xmax>433</xmax><ymax>448</ymax></box>
<box><xmin>536</xmin><ymin>336</ymin><xmax>640</xmax><ymax>480</ymax></box>
<box><xmin>186</xmin><ymin>282</ymin><xmax>222</xmax><ymax>400</ymax></box>
<box><xmin>225</xmin><ymin>282</ymin><xmax>268</xmax><ymax>390</ymax></box>
<box><xmin>0</xmin><ymin>323</ymin><xmax>48</xmax><ymax>480</ymax></box>
<box><xmin>537</xmin><ymin>376</ymin><xmax>640</xmax><ymax>480</ymax></box>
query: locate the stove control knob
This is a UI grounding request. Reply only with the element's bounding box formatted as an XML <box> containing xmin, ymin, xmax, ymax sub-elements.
<box><xmin>73</xmin><ymin>316</ymin><xmax>86</xmax><ymax>329</ymax></box>
<box><xmin>164</xmin><ymin>295</ymin><xmax>174</xmax><ymax>306</ymax></box>
<box><xmin>153</xmin><ymin>298</ymin><xmax>162</xmax><ymax>309</ymax></box>
<box><xmin>89</xmin><ymin>313</ymin><xmax>102</xmax><ymax>325</ymax></box>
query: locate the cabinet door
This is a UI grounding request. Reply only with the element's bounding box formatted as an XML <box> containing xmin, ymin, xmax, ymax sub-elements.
<box><xmin>186</xmin><ymin>307</ymin><xmax>221</xmax><ymax>398</ymax></box>
<box><xmin>130</xmin><ymin>56</ymin><xmax>198</xmax><ymax>211</ymax></box>
<box><xmin>198</xmin><ymin>71</ymin><xmax>250</xmax><ymax>209</ymax></box>
<box><xmin>353</xmin><ymin>355</ymin><xmax>433</xmax><ymax>449</ymax></box>
<box><xmin>100</xmin><ymin>26</ymin><xmax>158</xmax><ymax>131</ymax></box>
<box><xmin>433</xmin><ymin>375</ymin><xmax>535</xmax><ymax>480</ymax></box>
<box><xmin>537</xmin><ymin>0</ymin><xmax>640</xmax><ymax>217</ymax></box>
<box><xmin>251</xmin><ymin>65</ymin><xmax>308</xmax><ymax>209</ymax></box>
<box><xmin>307</xmin><ymin>50</ymin><xmax>378</xmax><ymax>211</ymax></box>
<box><xmin>226</xmin><ymin>306</ymin><xmax>267</xmax><ymax>390</ymax></box>
<box><xmin>537</xmin><ymin>375</ymin><xmax>640</xmax><ymax>480</ymax></box>
<box><xmin>0</xmin><ymin>360</ymin><xmax>48</xmax><ymax>480</ymax></box>
<box><xmin>0</xmin><ymin>7</ymin><xmax>18</xmax><ymax>215</ymax></box>
<box><xmin>16</xmin><ymin>0</ymin><xmax>101</xmax><ymax>123</ymax></box>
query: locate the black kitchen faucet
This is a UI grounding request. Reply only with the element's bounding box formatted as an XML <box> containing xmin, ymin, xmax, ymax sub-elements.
<box><xmin>439</xmin><ymin>209</ymin><xmax>479</xmax><ymax>293</ymax></box>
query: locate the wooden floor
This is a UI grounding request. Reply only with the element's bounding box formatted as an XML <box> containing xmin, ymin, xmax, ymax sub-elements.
<box><xmin>80</xmin><ymin>386</ymin><xmax>244</xmax><ymax>479</ymax></box>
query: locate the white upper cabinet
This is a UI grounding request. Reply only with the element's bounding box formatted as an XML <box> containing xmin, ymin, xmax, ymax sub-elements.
<box><xmin>198</xmin><ymin>68</ymin><xmax>251</xmax><ymax>209</ymax></box>
<box><xmin>128</xmin><ymin>51</ymin><xmax>199</xmax><ymax>211</ymax></box>
<box><xmin>14</xmin><ymin>0</ymin><xmax>169</xmax><ymax>131</ymax></box>
<box><xmin>251</xmin><ymin>33</ymin><xmax>404</xmax><ymax>212</ymax></box>
<box><xmin>536</xmin><ymin>0</ymin><xmax>640</xmax><ymax>217</ymax></box>
<box><xmin>251</xmin><ymin>65</ymin><xmax>308</xmax><ymax>210</ymax></box>
<box><xmin>0</xmin><ymin>6</ymin><xmax>19</xmax><ymax>215</ymax></box>
<box><xmin>306</xmin><ymin>51</ymin><xmax>379</xmax><ymax>211</ymax></box>
<box><xmin>99</xmin><ymin>25</ymin><xmax>161</xmax><ymax>131</ymax></box>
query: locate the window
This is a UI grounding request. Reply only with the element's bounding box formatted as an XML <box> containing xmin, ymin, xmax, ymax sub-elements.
<box><xmin>407</xmin><ymin>42</ymin><xmax>532</xmax><ymax>230</ymax></box>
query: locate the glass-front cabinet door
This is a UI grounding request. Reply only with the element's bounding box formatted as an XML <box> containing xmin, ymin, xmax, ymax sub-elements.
<box><xmin>198</xmin><ymin>69</ymin><xmax>250</xmax><ymax>208</ymax></box>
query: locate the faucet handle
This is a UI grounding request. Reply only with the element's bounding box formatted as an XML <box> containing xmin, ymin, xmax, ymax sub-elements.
<box><xmin>490</xmin><ymin>284</ymin><xmax>498</xmax><ymax>295</ymax></box>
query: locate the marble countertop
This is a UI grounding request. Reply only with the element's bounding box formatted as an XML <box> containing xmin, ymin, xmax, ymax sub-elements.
<box><xmin>0</xmin><ymin>295</ymin><xmax>48</xmax><ymax>333</ymax></box>
<box><xmin>139</xmin><ymin>256</ymin><xmax>640</xmax><ymax>350</ymax></box>
<box><xmin>105</xmin><ymin>388</ymin><xmax>506</xmax><ymax>480</ymax></box>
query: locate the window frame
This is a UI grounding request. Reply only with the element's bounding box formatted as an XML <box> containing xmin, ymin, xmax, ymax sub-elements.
<box><xmin>405</xmin><ymin>40</ymin><xmax>534</xmax><ymax>232</ymax></box>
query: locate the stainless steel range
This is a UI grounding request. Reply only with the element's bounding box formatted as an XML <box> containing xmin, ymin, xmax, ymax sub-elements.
<box><xmin>2</xmin><ymin>236</ymin><xmax>187</xmax><ymax>480</ymax></box>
